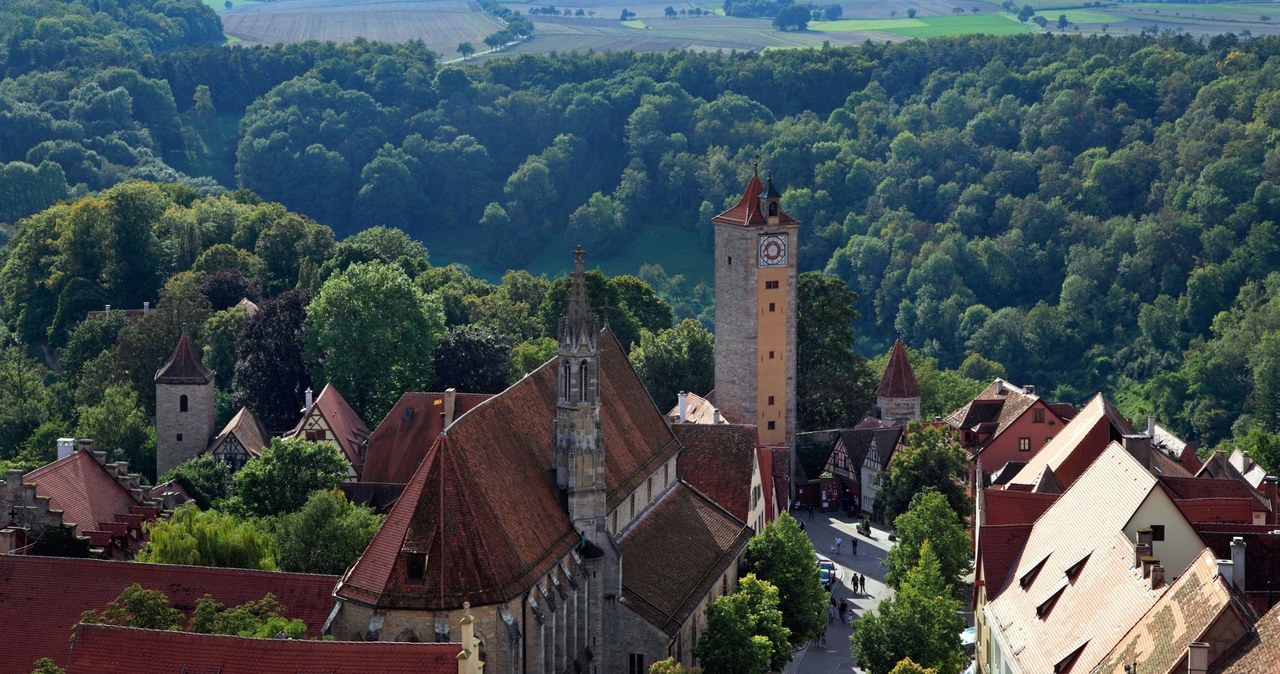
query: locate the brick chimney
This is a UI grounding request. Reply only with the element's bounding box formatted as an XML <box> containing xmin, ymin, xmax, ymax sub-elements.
<box><xmin>1231</xmin><ymin>536</ymin><xmax>1246</xmax><ymax>593</ymax></box>
<box><xmin>1150</xmin><ymin>564</ymin><xmax>1165</xmax><ymax>589</ymax></box>
<box><xmin>1265</xmin><ymin>476</ymin><xmax>1278</xmax><ymax>526</ymax></box>
<box><xmin>1188</xmin><ymin>642</ymin><xmax>1209</xmax><ymax>674</ymax></box>
<box><xmin>1124</xmin><ymin>433</ymin><xmax>1152</xmax><ymax>469</ymax></box>
<box><xmin>1135</xmin><ymin>542</ymin><xmax>1152</xmax><ymax>569</ymax></box>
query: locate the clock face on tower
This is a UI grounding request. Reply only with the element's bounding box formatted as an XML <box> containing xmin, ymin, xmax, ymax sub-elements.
<box><xmin>758</xmin><ymin>234</ymin><xmax>788</xmax><ymax>268</ymax></box>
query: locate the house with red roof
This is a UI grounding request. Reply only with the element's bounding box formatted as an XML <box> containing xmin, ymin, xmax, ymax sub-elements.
<box><xmin>674</xmin><ymin>423</ymin><xmax>769</xmax><ymax>532</ymax></box>
<box><xmin>284</xmin><ymin>383</ymin><xmax>371</xmax><ymax>478</ymax></box>
<box><xmin>203</xmin><ymin>406</ymin><xmax>269</xmax><ymax>473</ymax></box>
<box><xmin>360</xmin><ymin>389</ymin><xmax>492</xmax><ymax>484</ymax></box>
<box><xmin>329</xmin><ymin>250</ymin><xmax>751</xmax><ymax>673</ymax></box>
<box><xmin>945</xmin><ymin>378</ymin><xmax>1074</xmax><ymax>494</ymax></box>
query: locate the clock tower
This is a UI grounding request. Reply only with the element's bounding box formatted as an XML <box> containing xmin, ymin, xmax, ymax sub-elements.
<box><xmin>712</xmin><ymin>171</ymin><xmax>800</xmax><ymax>469</ymax></box>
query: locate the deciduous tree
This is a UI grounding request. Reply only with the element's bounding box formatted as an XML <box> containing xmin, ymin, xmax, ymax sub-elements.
<box><xmin>743</xmin><ymin>513</ymin><xmax>826</xmax><ymax>647</ymax></box>
<box><xmin>80</xmin><ymin>584</ymin><xmax>184</xmax><ymax>630</ymax></box>
<box><xmin>693</xmin><ymin>575</ymin><xmax>792</xmax><ymax>673</ymax></box>
<box><xmin>226</xmin><ymin>438</ymin><xmax>347</xmax><ymax>518</ymax></box>
<box><xmin>884</xmin><ymin>490</ymin><xmax>971</xmax><ymax>591</ymax></box>
<box><xmin>161</xmin><ymin>454</ymin><xmax>231</xmax><ymax>510</ymax></box>
<box><xmin>136</xmin><ymin>504</ymin><xmax>277</xmax><ymax>569</ymax></box>
<box><xmin>276</xmin><ymin>489</ymin><xmax>383</xmax><ymax>575</ymax></box>
<box><xmin>231</xmin><ymin>288</ymin><xmax>313</xmax><ymax>433</ymax></box>
<box><xmin>853</xmin><ymin>543</ymin><xmax>964</xmax><ymax>674</ymax></box>
<box><xmin>629</xmin><ymin>319</ymin><xmax>714</xmax><ymax>412</ymax></box>
<box><xmin>876</xmin><ymin>423</ymin><xmax>968</xmax><ymax>522</ymax></box>
<box><xmin>798</xmin><ymin>272</ymin><xmax>875</xmax><ymax>431</ymax></box>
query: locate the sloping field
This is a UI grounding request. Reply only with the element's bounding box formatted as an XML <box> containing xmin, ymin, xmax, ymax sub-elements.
<box><xmin>221</xmin><ymin>0</ymin><xmax>505</xmax><ymax>51</ymax></box>
<box><xmin>811</xmin><ymin>12</ymin><xmax>1032</xmax><ymax>36</ymax></box>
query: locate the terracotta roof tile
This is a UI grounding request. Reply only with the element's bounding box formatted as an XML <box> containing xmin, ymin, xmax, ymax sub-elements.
<box><xmin>981</xmin><ymin>489</ymin><xmax>1059</xmax><ymax>527</ymax></box>
<box><xmin>711</xmin><ymin>174</ymin><xmax>799</xmax><ymax>228</ymax></box>
<box><xmin>674</xmin><ymin>423</ymin><xmax>757</xmax><ymax>522</ymax></box>
<box><xmin>876</xmin><ymin>339</ymin><xmax>921</xmax><ymax>398</ymax></box>
<box><xmin>1162</xmin><ymin>476</ymin><xmax>1269</xmax><ymax>512</ymax></box>
<box><xmin>65</xmin><ymin>624</ymin><xmax>458</xmax><ymax>674</ymax></box>
<box><xmin>205</xmin><ymin>407</ymin><xmax>269</xmax><ymax>459</ymax></box>
<box><xmin>1007</xmin><ymin>394</ymin><xmax>1133</xmax><ymax>490</ymax></box>
<box><xmin>944</xmin><ymin>379</ymin><xmax>1067</xmax><ymax>454</ymax></box>
<box><xmin>1195</xmin><ymin>528</ymin><xmax>1280</xmax><ymax>610</ymax></box>
<box><xmin>0</xmin><ymin>555</ymin><xmax>339</xmax><ymax>670</ymax></box>
<box><xmin>1212</xmin><ymin>599</ymin><xmax>1280</xmax><ymax>672</ymax></box>
<box><xmin>1173</xmin><ymin>498</ymin><xmax>1256</xmax><ymax>524</ymax></box>
<box><xmin>361</xmin><ymin>391</ymin><xmax>491</xmax><ymax>484</ymax></box>
<box><xmin>24</xmin><ymin>451</ymin><xmax>139</xmax><ymax>534</ymax></box>
<box><xmin>153</xmin><ymin>334</ymin><xmax>213</xmax><ymax>384</ymax></box>
<box><xmin>978</xmin><ymin>523</ymin><xmax>1032</xmax><ymax>601</ymax></box>
<box><xmin>620</xmin><ymin>482</ymin><xmax>752</xmax><ymax>635</ymax></box>
<box><xmin>285</xmin><ymin>384</ymin><xmax>370</xmax><ymax>467</ymax></box>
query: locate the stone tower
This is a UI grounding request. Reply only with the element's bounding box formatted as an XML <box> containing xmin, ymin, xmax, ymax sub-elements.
<box><xmin>876</xmin><ymin>338</ymin><xmax>922</xmax><ymax>426</ymax></box>
<box><xmin>154</xmin><ymin>334</ymin><xmax>215</xmax><ymax>479</ymax></box>
<box><xmin>713</xmin><ymin>171</ymin><xmax>800</xmax><ymax>459</ymax></box>
<box><xmin>554</xmin><ymin>246</ymin><xmax>608</xmax><ymax>547</ymax></box>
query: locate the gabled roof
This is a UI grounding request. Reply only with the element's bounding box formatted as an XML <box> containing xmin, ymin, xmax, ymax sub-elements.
<box><xmin>620</xmin><ymin>482</ymin><xmax>752</xmax><ymax>635</ymax></box>
<box><xmin>978</xmin><ymin>523</ymin><xmax>1033</xmax><ymax>602</ymax></box>
<box><xmin>1195</xmin><ymin>527</ymin><xmax>1280</xmax><ymax>615</ymax></box>
<box><xmin>65</xmin><ymin>624</ymin><xmax>459</xmax><ymax>674</ymax></box>
<box><xmin>154</xmin><ymin>334</ymin><xmax>213</xmax><ymax>385</ymax></box>
<box><xmin>0</xmin><ymin>555</ymin><xmax>339</xmax><ymax>670</ymax></box>
<box><xmin>987</xmin><ymin>444</ymin><xmax>1187</xmax><ymax>674</ymax></box>
<box><xmin>1161</xmin><ymin>476</ymin><xmax>1270</xmax><ymax>513</ymax></box>
<box><xmin>338</xmin><ymin>328</ymin><xmax>681</xmax><ymax>611</ymax></box>
<box><xmin>1228</xmin><ymin>449</ymin><xmax>1268</xmax><ymax>488</ymax></box>
<box><xmin>1212</xmin><ymin>601</ymin><xmax>1280</xmax><ymax>673</ymax></box>
<box><xmin>205</xmin><ymin>406</ymin><xmax>269</xmax><ymax>459</ymax></box>
<box><xmin>1007</xmin><ymin>394</ymin><xmax>1133</xmax><ymax>490</ymax></box>
<box><xmin>361</xmin><ymin>391</ymin><xmax>492</xmax><ymax>484</ymax></box>
<box><xmin>829</xmin><ymin>425</ymin><xmax>905</xmax><ymax>477</ymax></box>
<box><xmin>757</xmin><ymin>447</ymin><xmax>776</xmax><ymax>521</ymax></box>
<box><xmin>876</xmin><ymin>339</ymin><xmax>921</xmax><ymax>398</ymax></box>
<box><xmin>1094</xmin><ymin>549</ymin><xmax>1251</xmax><ymax>674</ymax></box>
<box><xmin>286</xmin><ymin>383</ymin><xmax>370</xmax><ymax>467</ymax></box>
<box><xmin>944</xmin><ymin>378</ymin><xmax>1062</xmax><ymax>453</ymax></box>
<box><xmin>674</xmin><ymin>423</ymin><xmax>757</xmax><ymax>523</ymax></box>
<box><xmin>666</xmin><ymin>391</ymin><xmax>728</xmax><ymax>424</ymax></box>
<box><xmin>711</xmin><ymin>173</ymin><xmax>799</xmax><ymax>227</ymax></box>
<box><xmin>24</xmin><ymin>450</ymin><xmax>139</xmax><ymax>534</ymax></box>
<box><xmin>981</xmin><ymin>488</ymin><xmax>1059</xmax><ymax>527</ymax></box>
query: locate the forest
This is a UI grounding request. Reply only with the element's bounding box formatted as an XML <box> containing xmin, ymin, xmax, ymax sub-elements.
<box><xmin>3</xmin><ymin>0</ymin><xmax>1280</xmax><ymax>472</ymax></box>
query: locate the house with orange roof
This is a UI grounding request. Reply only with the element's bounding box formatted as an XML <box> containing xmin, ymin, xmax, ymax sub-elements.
<box><xmin>284</xmin><ymin>383</ymin><xmax>370</xmax><ymax>478</ymax></box>
<box><xmin>203</xmin><ymin>406</ymin><xmax>270</xmax><ymax>473</ymax></box>
<box><xmin>946</xmin><ymin>378</ymin><xmax>1074</xmax><ymax>493</ymax></box>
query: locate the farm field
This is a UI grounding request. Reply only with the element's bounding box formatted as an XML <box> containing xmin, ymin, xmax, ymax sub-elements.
<box><xmin>811</xmin><ymin>12</ymin><xmax>1032</xmax><ymax>36</ymax></box>
<box><xmin>220</xmin><ymin>0</ymin><xmax>505</xmax><ymax>52</ymax></box>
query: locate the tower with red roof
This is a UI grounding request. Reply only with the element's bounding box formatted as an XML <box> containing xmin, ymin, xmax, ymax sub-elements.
<box><xmin>154</xmin><ymin>334</ymin><xmax>215</xmax><ymax>479</ymax></box>
<box><xmin>876</xmin><ymin>339</ymin><xmax>922</xmax><ymax>425</ymax></box>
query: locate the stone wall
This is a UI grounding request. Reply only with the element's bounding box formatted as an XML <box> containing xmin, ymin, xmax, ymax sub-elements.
<box><xmin>155</xmin><ymin>379</ymin><xmax>215</xmax><ymax>478</ymax></box>
<box><xmin>713</xmin><ymin>222</ymin><xmax>758</xmax><ymax>428</ymax></box>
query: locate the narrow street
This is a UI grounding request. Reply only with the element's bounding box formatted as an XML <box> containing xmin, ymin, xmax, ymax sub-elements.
<box><xmin>789</xmin><ymin>508</ymin><xmax>895</xmax><ymax>674</ymax></box>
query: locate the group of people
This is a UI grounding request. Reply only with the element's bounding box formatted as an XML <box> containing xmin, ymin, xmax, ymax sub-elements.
<box><xmin>830</xmin><ymin>535</ymin><xmax>858</xmax><ymax>556</ymax></box>
<box><xmin>827</xmin><ymin>596</ymin><xmax>854</xmax><ymax>624</ymax></box>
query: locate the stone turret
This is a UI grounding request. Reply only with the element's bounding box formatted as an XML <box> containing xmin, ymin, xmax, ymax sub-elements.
<box><xmin>154</xmin><ymin>334</ymin><xmax>215</xmax><ymax>479</ymax></box>
<box><xmin>876</xmin><ymin>339</ymin><xmax>922</xmax><ymax>426</ymax></box>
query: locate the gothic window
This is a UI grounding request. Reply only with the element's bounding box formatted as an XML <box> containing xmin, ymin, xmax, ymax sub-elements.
<box><xmin>579</xmin><ymin>360</ymin><xmax>589</xmax><ymax>402</ymax></box>
<box><xmin>562</xmin><ymin>361</ymin><xmax>572</xmax><ymax>401</ymax></box>
<box><xmin>179</xmin><ymin>394</ymin><xmax>189</xmax><ymax>412</ymax></box>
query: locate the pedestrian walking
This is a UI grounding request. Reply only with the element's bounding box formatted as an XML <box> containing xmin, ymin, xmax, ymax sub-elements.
<box><xmin>808</xmin><ymin>503</ymin><xmax>814</xmax><ymax>519</ymax></box>
<box><xmin>860</xmin><ymin>574</ymin><xmax>866</xmax><ymax>594</ymax></box>
<box><xmin>799</xmin><ymin>521</ymin><xmax>806</xmax><ymax>532</ymax></box>
<box><xmin>827</xmin><ymin>604</ymin><xmax>835</xmax><ymax>624</ymax></box>
<box><xmin>834</xmin><ymin>536</ymin><xmax>842</xmax><ymax>554</ymax></box>
<box><xmin>852</xmin><ymin>573</ymin><xmax>861</xmax><ymax>595</ymax></box>
<box><xmin>838</xmin><ymin>599</ymin><xmax>848</xmax><ymax>624</ymax></box>
<box><xmin>852</xmin><ymin>537</ymin><xmax>858</xmax><ymax>555</ymax></box>
<box><xmin>819</xmin><ymin>630</ymin><xmax>827</xmax><ymax>648</ymax></box>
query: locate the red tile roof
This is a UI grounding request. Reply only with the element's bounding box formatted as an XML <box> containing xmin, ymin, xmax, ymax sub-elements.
<box><xmin>981</xmin><ymin>488</ymin><xmax>1059</xmax><ymax>527</ymax></box>
<box><xmin>619</xmin><ymin>483</ymin><xmax>752</xmax><ymax>635</ymax></box>
<box><xmin>286</xmin><ymin>384</ymin><xmax>370</xmax><ymax>468</ymax></box>
<box><xmin>1162</xmin><ymin>476</ymin><xmax>1269</xmax><ymax>512</ymax></box>
<box><xmin>153</xmin><ymin>334</ymin><xmax>213</xmax><ymax>384</ymax></box>
<box><xmin>338</xmin><ymin>328</ymin><xmax>680</xmax><ymax>611</ymax></box>
<box><xmin>65</xmin><ymin>624</ymin><xmax>459</xmax><ymax>674</ymax></box>
<box><xmin>876</xmin><ymin>339</ymin><xmax>921</xmax><ymax>398</ymax></box>
<box><xmin>361</xmin><ymin>391</ymin><xmax>492</xmax><ymax>484</ymax></box>
<box><xmin>1212</xmin><ymin>601</ymin><xmax>1280</xmax><ymax>673</ymax></box>
<box><xmin>757</xmin><ymin>447</ymin><xmax>776</xmax><ymax>522</ymax></box>
<box><xmin>0</xmin><ymin>555</ymin><xmax>339</xmax><ymax>670</ymax></box>
<box><xmin>944</xmin><ymin>379</ymin><xmax>1066</xmax><ymax>454</ymax></box>
<box><xmin>674</xmin><ymin>423</ymin><xmax>757</xmax><ymax>522</ymax></box>
<box><xmin>24</xmin><ymin>451</ymin><xmax>139</xmax><ymax>535</ymax></box>
<box><xmin>711</xmin><ymin>174</ymin><xmax>799</xmax><ymax>227</ymax></box>
<box><xmin>977</xmin><ymin>523</ymin><xmax>1032</xmax><ymax>601</ymax></box>
<box><xmin>1173</xmin><ymin>498</ymin><xmax>1256</xmax><ymax>524</ymax></box>
<box><xmin>205</xmin><ymin>406</ymin><xmax>269</xmax><ymax>458</ymax></box>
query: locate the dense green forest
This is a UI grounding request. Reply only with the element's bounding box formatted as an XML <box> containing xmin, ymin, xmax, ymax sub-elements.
<box><xmin>3</xmin><ymin>0</ymin><xmax>1280</xmax><ymax>470</ymax></box>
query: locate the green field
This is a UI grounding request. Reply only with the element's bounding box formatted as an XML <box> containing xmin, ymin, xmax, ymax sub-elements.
<box><xmin>812</xmin><ymin>13</ymin><xmax>1032</xmax><ymax>36</ymax></box>
<box><xmin>1054</xmin><ymin>9</ymin><xmax>1122</xmax><ymax>22</ymax></box>
<box><xmin>810</xmin><ymin>18</ymin><xmax>927</xmax><ymax>31</ymax></box>
<box><xmin>201</xmin><ymin>0</ymin><xmax>261</xmax><ymax>11</ymax></box>
<box><xmin>1121</xmin><ymin>1</ymin><xmax>1280</xmax><ymax>17</ymax></box>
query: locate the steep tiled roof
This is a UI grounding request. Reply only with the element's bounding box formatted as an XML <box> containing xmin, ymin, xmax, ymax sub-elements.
<box><xmin>666</xmin><ymin>391</ymin><xmax>728</xmax><ymax>424</ymax></box>
<box><xmin>361</xmin><ymin>391</ymin><xmax>492</xmax><ymax>484</ymax></box>
<box><xmin>1228</xmin><ymin>449</ymin><xmax>1268</xmax><ymax>488</ymax></box>
<box><xmin>24</xmin><ymin>450</ymin><xmax>139</xmax><ymax>534</ymax></box>
<box><xmin>987</xmin><ymin>444</ymin><xmax>1184</xmax><ymax>673</ymax></box>
<box><xmin>0</xmin><ymin>555</ymin><xmax>338</xmax><ymax>670</ymax></box>
<box><xmin>1173</xmin><ymin>498</ymin><xmax>1256</xmax><ymax>525</ymax></box>
<box><xmin>338</xmin><ymin>328</ymin><xmax>680</xmax><ymax>611</ymax></box>
<box><xmin>286</xmin><ymin>384</ymin><xmax>370</xmax><ymax>467</ymax></box>
<box><xmin>876</xmin><ymin>339</ymin><xmax>921</xmax><ymax>398</ymax></box>
<box><xmin>1007</xmin><ymin>394</ymin><xmax>1133</xmax><ymax>490</ymax></box>
<box><xmin>1161</xmin><ymin>476</ymin><xmax>1269</xmax><ymax>512</ymax></box>
<box><xmin>154</xmin><ymin>334</ymin><xmax>213</xmax><ymax>384</ymax></box>
<box><xmin>620</xmin><ymin>483</ymin><xmax>752</xmax><ymax>635</ymax></box>
<box><xmin>1195</xmin><ymin>528</ymin><xmax>1280</xmax><ymax>615</ymax></box>
<box><xmin>1212</xmin><ymin>602</ymin><xmax>1280</xmax><ymax>673</ymax></box>
<box><xmin>757</xmin><ymin>447</ymin><xmax>776</xmax><ymax>521</ymax></box>
<box><xmin>711</xmin><ymin>174</ymin><xmax>799</xmax><ymax>227</ymax></box>
<box><xmin>944</xmin><ymin>379</ymin><xmax>1063</xmax><ymax>454</ymax></box>
<box><xmin>65</xmin><ymin>624</ymin><xmax>458</xmax><ymax>674</ymax></box>
<box><xmin>829</xmin><ymin>426</ymin><xmax>905</xmax><ymax>476</ymax></box>
<box><xmin>674</xmin><ymin>423</ymin><xmax>757</xmax><ymax>522</ymax></box>
<box><xmin>981</xmin><ymin>489</ymin><xmax>1059</xmax><ymax>527</ymax></box>
<box><xmin>205</xmin><ymin>406</ymin><xmax>269</xmax><ymax>459</ymax></box>
<box><xmin>1094</xmin><ymin>549</ymin><xmax>1250</xmax><ymax>674</ymax></box>
<box><xmin>978</xmin><ymin>523</ymin><xmax>1032</xmax><ymax>601</ymax></box>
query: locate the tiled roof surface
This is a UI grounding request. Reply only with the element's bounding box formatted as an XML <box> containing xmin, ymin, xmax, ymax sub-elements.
<box><xmin>1162</xmin><ymin>476</ymin><xmax>1269</xmax><ymax>511</ymax></box>
<box><xmin>154</xmin><ymin>334</ymin><xmax>213</xmax><ymax>384</ymax></box>
<box><xmin>287</xmin><ymin>384</ymin><xmax>370</xmax><ymax>466</ymax></box>
<box><xmin>978</xmin><ymin>524</ymin><xmax>1032</xmax><ymax>601</ymax></box>
<box><xmin>666</xmin><ymin>391</ymin><xmax>727</xmax><ymax>424</ymax></box>
<box><xmin>1212</xmin><ymin>602</ymin><xmax>1280</xmax><ymax>673</ymax></box>
<box><xmin>0</xmin><ymin>555</ymin><xmax>338</xmax><ymax>670</ymax></box>
<box><xmin>944</xmin><ymin>379</ymin><xmax>1063</xmax><ymax>453</ymax></box>
<box><xmin>1196</xmin><ymin>528</ymin><xmax>1280</xmax><ymax>608</ymax></box>
<box><xmin>1149</xmin><ymin>447</ymin><xmax>1195</xmax><ymax>480</ymax></box>
<box><xmin>339</xmin><ymin>328</ymin><xmax>679</xmax><ymax>610</ymax></box>
<box><xmin>205</xmin><ymin>406</ymin><xmax>269</xmax><ymax>458</ymax></box>
<box><xmin>711</xmin><ymin>174</ymin><xmax>799</xmax><ymax>227</ymax></box>
<box><xmin>876</xmin><ymin>339</ymin><xmax>921</xmax><ymax>398</ymax></box>
<box><xmin>1173</xmin><ymin>498</ymin><xmax>1256</xmax><ymax>524</ymax></box>
<box><xmin>981</xmin><ymin>489</ymin><xmax>1059</xmax><ymax>527</ymax></box>
<box><xmin>987</xmin><ymin>444</ymin><xmax>1169</xmax><ymax>674</ymax></box>
<box><xmin>24</xmin><ymin>451</ymin><xmax>138</xmax><ymax>533</ymax></box>
<box><xmin>65</xmin><ymin>624</ymin><xmax>458</xmax><ymax>674</ymax></box>
<box><xmin>758</xmin><ymin>447</ymin><xmax>776</xmax><ymax>520</ymax></box>
<box><xmin>361</xmin><ymin>391</ymin><xmax>492</xmax><ymax>484</ymax></box>
<box><xmin>1008</xmin><ymin>394</ymin><xmax>1132</xmax><ymax>490</ymax></box>
<box><xmin>1094</xmin><ymin>549</ymin><xmax>1243</xmax><ymax>674</ymax></box>
<box><xmin>620</xmin><ymin>482</ymin><xmax>752</xmax><ymax>635</ymax></box>
<box><xmin>674</xmin><ymin>423</ymin><xmax>757</xmax><ymax>522</ymax></box>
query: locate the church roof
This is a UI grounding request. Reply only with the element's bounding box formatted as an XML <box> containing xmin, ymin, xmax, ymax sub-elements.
<box><xmin>674</xmin><ymin>423</ymin><xmax>758</xmax><ymax>522</ymax></box>
<box><xmin>337</xmin><ymin>328</ymin><xmax>681</xmax><ymax>611</ymax></box>
<box><xmin>65</xmin><ymin>624</ymin><xmax>460</xmax><ymax>674</ymax></box>
<box><xmin>619</xmin><ymin>482</ymin><xmax>752</xmax><ymax>635</ymax></box>
<box><xmin>876</xmin><ymin>339</ymin><xmax>920</xmax><ymax>398</ymax></box>
<box><xmin>205</xmin><ymin>406</ymin><xmax>269</xmax><ymax>459</ymax></box>
<box><xmin>153</xmin><ymin>334</ymin><xmax>213</xmax><ymax>385</ymax></box>
<box><xmin>711</xmin><ymin>173</ymin><xmax>799</xmax><ymax>227</ymax></box>
<box><xmin>361</xmin><ymin>391</ymin><xmax>492</xmax><ymax>484</ymax></box>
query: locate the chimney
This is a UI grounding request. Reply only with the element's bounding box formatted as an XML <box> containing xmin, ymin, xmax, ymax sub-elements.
<box><xmin>444</xmin><ymin>388</ymin><xmax>457</xmax><ymax>427</ymax></box>
<box><xmin>1137</xmin><ymin>527</ymin><xmax>1154</xmax><ymax>552</ymax></box>
<box><xmin>1142</xmin><ymin>556</ymin><xmax>1158</xmax><ymax>579</ymax></box>
<box><xmin>1124</xmin><ymin>434</ymin><xmax>1152</xmax><ymax>469</ymax></box>
<box><xmin>677</xmin><ymin>392</ymin><xmax>688</xmax><ymax>423</ymax></box>
<box><xmin>57</xmin><ymin>438</ymin><xmax>75</xmax><ymax>461</ymax></box>
<box><xmin>76</xmin><ymin>438</ymin><xmax>94</xmax><ymax>455</ymax></box>
<box><xmin>1147</xmin><ymin>415</ymin><xmax>1156</xmax><ymax>439</ymax></box>
<box><xmin>1217</xmin><ymin>559</ymin><xmax>1234</xmax><ymax>587</ymax></box>
<box><xmin>143</xmin><ymin>301</ymin><xmax>150</xmax><ymax>315</ymax></box>
<box><xmin>1188</xmin><ymin>642</ymin><xmax>1210</xmax><ymax>674</ymax></box>
<box><xmin>1151</xmin><ymin>564</ymin><xmax>1165</xmax><ymax>589</ymax></box>
<box><xmin>1265</xmin><ymin>476</ymin><xmax>1278</xmax><ymax>526</ymax></box>
<box><xmin>1135</xmin><ymin>542</ymin><xmax>1152</xmax><ymax>569</ymax></box>
<box><xmin>995</xmin><ymin>380</ymin><xmax>1005</xmax><ymax>395</ymax></box>
<box><xmin>1231</xmin><ymin>536</ymin><xmax>1246</xmax><ymax>592</ymax></box>
<box><xmin>304</xmin><ymin>387</ymin><xmax>313</xmax><ymax>415</ymax></box>
<box><xmin>1023</xmin><ymin>384</ymin><xmax>1036</xmax><ymax>395</ymax></box>
<box><xmin>439</xmin><ymin>412</ymin><xmax>447</xmax><ymax>435</ymax></box>
<box><xmin>105</xmin><ymin>304</ymin><xmax>111</xmax><ymax>313</ymax></box>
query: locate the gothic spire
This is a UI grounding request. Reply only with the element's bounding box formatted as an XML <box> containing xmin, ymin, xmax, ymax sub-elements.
<box><xmin>560</xmin><ymin>245</ymin><xmax>598</xmax><ymax>350</ymax></box>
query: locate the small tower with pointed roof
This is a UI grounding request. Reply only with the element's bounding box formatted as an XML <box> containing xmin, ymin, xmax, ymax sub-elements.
<box><xmin>877</xmin><ymin>339</ymin><xmax>922</xmax><ymax>426</ymax></box>
<box><xmin>154</xmin><ymin>334</ymin><xmax>215</xmax><ymax>479</ymax></box>
<box><xmin>713</xmin><ymin>170</ymin><xmax>801</xmax><ymax>491</ymax></box>
<box><xmin>555</xmin><ymin>246</ymin><xmax>607</xmax><ymax>546</ymax></box>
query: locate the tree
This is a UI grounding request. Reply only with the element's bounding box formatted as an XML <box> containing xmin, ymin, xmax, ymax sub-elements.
<box><xmin>629</xmin><ymin>319</ymin><xmax>715</xmax><ymax>412</ymax></box>
<box><xmin>433</xmin><ymin>324</ymin><xmax>513</xmax><ymax>393</ymax></box>
<box><xmin>743</xmin><ymin>513</ymin><xmax>826</xmax><ymax>647</ymax></box>
<box><xmin>884</xmin><ymin>491</ymin><xmax>971</xmax><ymax>591</ymax></box>
<box><xmin>304</xmin><ymin>261</ymin><xmax>445</xmax><ymax>423</ymax></box>
<box><xmin>890</xmin><ymin>659</ymin><xmax>937</xmax><ymax>674</ymax></box>
<box><xmin>649</xmin><ymin>659</ymin><xmax>701</xmax><ymax>674</ymax></box>
<box><xmin>161</xmin><ymin>454</ymin><xmax>231</xmax><ymax>510</ymax></box>
<box><xmin>1031</xmin><ymin>14</ymin><xmax>1047</xmax><ymax>27</ymax></box>
<box><xmin>1056</xmin><ymin>13</ymin><xmax>1069</xmax><ymax>29</ymax></box>
<box><xmin>75</xmin><ymin>383</ymin><xmax>155</xmax><ymax>477</ymax></box>
<box><xmin>226</xmin><ymin>437</ymin><xmax>348</xmax><ymax>518</ymax></box>
<box><xmin>876</xmin><ymin>423</ymin><xmax>968</xmax><ymax>522</ymax></box>
<box><xmin>136</xmin><ymin>504</ymin><xmax>277</xmax><ymax>569</ymax></box>
<box><xmin>80</xmin><ymin>584</ymin><xmax>184</xmax><ymax>630</ymax></box>
<box><xmin>0</xmin><ymin>346</ymin><xmax>54</xmax><ymax>460</ymax></box>
<box><xmin>1017</xmin><ymin>4</ymin><xmax>1034</xmax><ymax>21</ymax></box>
<box><xmin>276</xmin><ymin>489</ymin><xmax>384</xmax><ymax>575</ymax></box>
<box><xmin>693</xmin><ymin>575</ymin><xmax>792</xmax><ymax>673</ymax></box>
<box><xmin>906</xmin><ymin>8</ymin><xmax>917</xmax><ymax>17</ymax></box>
<box><xmin>853</xmin><ymin>543</ymin><xmax>964</xmax><ymax>674</ymax></box>
<box><xmin>59</xmin><ymin>311</ymin><xmax>128</xmax><ymax>386</ymax></box>
<box><xmin>456</xmin><ymin>42</ymin><xmax>475</xmax><ymax>58</ymax></box>
<box><xmin>193</xmin><ymin>84</ymin><xmax>216</xmax><ymax>117</ymax></box>
<box><xmin>665</xmin><ymin>5</ymin><xmax>677</xmax><ymax>17</ymax></box>
<box><xmin>798</xmin><ymin>273</ymin><xmax>876</xmax><ymax>431</ymax></box>
<box><xmin>190</xmin><ymin>593</ymin><xmax>307</xmax><ymax>638</ymax></box>
<box><xmin>31</xmin><ymin>658</ymin><xmax>65</xmax><ymax>674</ymax></box>
<box><xmin>772</xmin><ymin>4</ymin><xmax>810</xmax><ymax>30</ymax></box>
<box><xmin>202</xmin><ymin>306</ymin><xmax>248</xmax><ymax>392</ymax></box>
<box><xmin>232</xmin><ymin>289</ymin><xmax>312</xmax><ymax>433</ymax></box>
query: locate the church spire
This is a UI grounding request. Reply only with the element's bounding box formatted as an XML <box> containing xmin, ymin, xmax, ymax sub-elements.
<box><xmin>560</xmin><ymin>245</ymin><xmax>596</xmax><ymax>352</ymax></box>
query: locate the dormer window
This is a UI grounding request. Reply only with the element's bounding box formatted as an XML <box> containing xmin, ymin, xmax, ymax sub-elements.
<box><xmin>406</xmin><ymin>553</ymin><xmax>427</xmax><ymax>583</ymax></box>
<box><xmin>1036</xmin><ymin>585</ymin><xmax>1066</xmax><ymax>619</ymax></box>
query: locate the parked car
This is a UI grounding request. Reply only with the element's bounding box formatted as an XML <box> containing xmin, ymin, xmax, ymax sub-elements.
<box><xmin>817</xmin><ymin>557</ymin><xmax>839</xmax><ymax>590</ymax></box>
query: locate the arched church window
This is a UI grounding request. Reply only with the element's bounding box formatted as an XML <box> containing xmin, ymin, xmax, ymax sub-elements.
<box><xmin>562</xmin><ymin>361</ymin><xmax>572</xmax><ymax>401</ymax></box>
<box><xmin>579</xmin><ymin>360</ymin><xmax>589</xmax><ymax>402</ymax></box>
<box><xmin>179</xmin><ymin>394</ymin><xmax>189</xmax><ymax>412</ymax></box>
